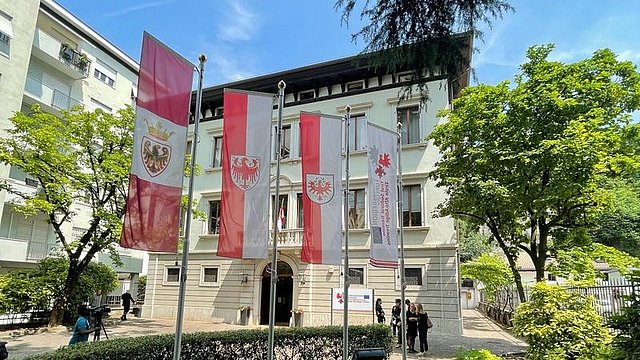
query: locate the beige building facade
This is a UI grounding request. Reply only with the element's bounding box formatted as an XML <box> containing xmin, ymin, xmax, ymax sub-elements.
<box><xmin>144</xmin><ymin>48</ymin><xmax>471</xmax><ymax>335</ymax></box>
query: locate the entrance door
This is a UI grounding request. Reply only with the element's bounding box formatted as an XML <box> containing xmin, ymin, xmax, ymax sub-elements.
<box><xmin>260</xmin><ymin>261</ymin><xmax>293</xmax><ymax>325</ymax></box>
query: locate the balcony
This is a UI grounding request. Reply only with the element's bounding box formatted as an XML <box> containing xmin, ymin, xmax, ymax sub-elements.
<box><xmin>24</xmin><ymin>76</ymin><xmax>83</xmax><ymax>112</ymax></box>
<box><xmin>3</xmin><ymin>177</ymin><xmax>39</xmax><ymax>205</ymax></box>
<box><xmin>31</xmin><ymin>28</ymin><xmax>90</xmax><ymax>79</ymax></box>
<box><xmin>0</xmin><ymin>237</ymin><xmax>54</xmax><ymax>263</ymax></box>
<box><xmin>269</xmin><ymin>229</ymin><xmax>303</xmax><ymax>248</ymax></box>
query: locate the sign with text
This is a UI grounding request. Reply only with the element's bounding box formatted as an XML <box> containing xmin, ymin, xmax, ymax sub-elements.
<box><xmin>331</xmin><ymin>288</ymin><xmax>374</xmax><ymax>312</ymax></box>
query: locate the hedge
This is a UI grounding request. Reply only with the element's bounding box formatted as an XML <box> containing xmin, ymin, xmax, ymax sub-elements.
<box><xmin>25</xmin><ymin>324</ymin><xmax>394</xmax><ymax>360</ymax></box>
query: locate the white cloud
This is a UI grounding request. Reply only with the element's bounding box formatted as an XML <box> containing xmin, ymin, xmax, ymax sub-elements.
<box><xmin>106</xmin><ymin>0</ymin><xmax>176</xmax><ymax>17</ymax></box>
<box><xmin>217</xmin><ymin>0</ymin><xmax>260</xmax><ymax>43</ymax></box>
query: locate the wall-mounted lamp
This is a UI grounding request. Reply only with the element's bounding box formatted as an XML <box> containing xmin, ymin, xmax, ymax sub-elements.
<box><xmin>240</xmin><ymin>272</ymin><xmax>249</xmax><ymax>284</ymax></box>
<box><xmin>298</xmin><ymin>272</ymin><xmax>306</xmax><ymax>286</ymax></box>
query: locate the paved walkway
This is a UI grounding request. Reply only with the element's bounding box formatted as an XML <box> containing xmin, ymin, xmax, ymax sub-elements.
<box><xmin>1</xmin><ymin>309</ymin><xmax>525</xmax><ymax>359</ymax></box>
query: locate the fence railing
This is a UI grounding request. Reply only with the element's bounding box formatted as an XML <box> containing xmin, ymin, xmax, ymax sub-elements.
<box><xmin>479</xmin><ymin>278</ymin><xmax>639</xmax><ymax>327</ymax></box>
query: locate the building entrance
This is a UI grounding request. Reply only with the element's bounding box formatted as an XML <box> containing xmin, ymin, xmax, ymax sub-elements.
<box><xmin>260</xmin><ymin>260</ymin><xmax>293</xmax><ymax>326</ymax></box>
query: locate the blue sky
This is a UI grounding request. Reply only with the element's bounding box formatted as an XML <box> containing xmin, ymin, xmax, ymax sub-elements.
<box><xmin>57</xmin><ymin>0</ymin><xmax>640</xmax><ymax>89</ymax></box>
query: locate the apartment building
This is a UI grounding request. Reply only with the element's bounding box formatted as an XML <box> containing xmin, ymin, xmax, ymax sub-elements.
<box><xmin>0</xmin><ymin>0</ymin><xmax>143</xmax><ymax>295</ymax></box>
<box><xmin>143</xmin><ymin>41</ymin><xmax>471</xmax><ymax>335</ymax></box>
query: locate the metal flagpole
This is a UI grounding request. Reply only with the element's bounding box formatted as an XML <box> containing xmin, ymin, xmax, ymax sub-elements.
<box><xmin>342</xmin><ymin>105</ymin><xmax>352</xmax><ymax>360</ymax></box>
<box><xmin>172</xmin><ymin>54</ymin><xmax>206</xmax><ymax>360</ymax></box>
<box><xmin>397</xmin><ymin>121</ymin><xmax>407</xmax><ymax>360</ymax></box>
<box><xmin>267</xmin><ymin>80</ymin><xmax>286</xmax><ymax>360</ymax></box>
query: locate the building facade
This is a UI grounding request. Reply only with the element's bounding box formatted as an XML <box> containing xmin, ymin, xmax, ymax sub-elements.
<box><xmin>143</xmin><ymin>47</ymin><xmax>471</xmax><ymax>335</ymax></box>
<box><xmin>0</xmin><ymin>0</ymin><xmax>143</xmax><ymax>293</ymax></box>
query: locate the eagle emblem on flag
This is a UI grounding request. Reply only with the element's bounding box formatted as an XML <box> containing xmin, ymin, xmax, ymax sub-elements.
<box><xmin>306</xmin><ymin>174</ymin><xmax>334</xmax><ymax>204</ymax></box>
<box><xmin>231</xmin><ymin>155</ymin><xmax>261</xmax><ymax>190</ymax></box>
<box><xmin>141</xmin><ymin>136</ymin><xmax>172</xmax><ymax>177</ymax></box>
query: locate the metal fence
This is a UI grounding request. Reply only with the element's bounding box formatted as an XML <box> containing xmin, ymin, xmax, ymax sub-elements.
<box><xmin>479</xmin><ymin>278</ymin><xmax>639</xmax><ymax>327</ymax></box>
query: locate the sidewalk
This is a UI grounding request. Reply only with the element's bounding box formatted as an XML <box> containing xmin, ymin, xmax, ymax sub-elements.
<box><xmin>389</xmin><ymin>309</ymin><xmax>526</xmax><ymax>359</ymax></box>
<box><xmin>2</xmin><ymin>309</ymin><xmax>525</xmax><ymax>359</ymax></box>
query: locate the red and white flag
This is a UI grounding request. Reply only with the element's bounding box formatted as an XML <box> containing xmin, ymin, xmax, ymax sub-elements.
<box><xmin>277</xmin><ymin>202</ymin><xmax>285</xmax><ymax>231</ymax></box>
<box><xmin>121</xmin><ymin>32</ymin><xmax>193</xmax><ymax>252</ymax></box>
<box><xmin>300</xmin><ymin>112</ymin><xmax>343</xmax><ymax>265</ymax></box>
<box><xmin>367</xmin><ymin>123</ymin><xmax>398</xmax><ymax>268</ymax></box>
<box><xmin>217</xmin><ymin>89</ymin><xmax>273</xmax><ymax>259</ymax></box>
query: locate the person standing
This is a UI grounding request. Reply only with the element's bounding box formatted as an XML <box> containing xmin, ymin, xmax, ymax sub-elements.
<box><xmin>69</xmin><ymin>305</ymin><xmax>94</xmax><ymax>345</ymax></box>
<box><xmin>375</xmin><ymin>298</ymin><xmax>386</xmax><ymax>323</ymax></box>
<box><xmin>120</xmin><ymin>290</ymin><xmax>136</xmax><ymax>320</ymax></box>
<box><xmin>416</xmin><ymin>303</ymin><xmax>430</xmax><ymax>354</ymax></box>
<box><xmin>406</xmin><ymin>303</ymin><xmax>418</xmax><ymax>353</ymax></box>
<box><xmin>391</xmin><ymin>298</ymin><xmax>402</xmax><ymax>343</ymax></box>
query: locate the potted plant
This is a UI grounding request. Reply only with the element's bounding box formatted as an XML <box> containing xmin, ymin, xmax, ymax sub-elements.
<box><xmin>291</xmin><ymin>307</ymin><xmax>303</xmax><ymax>327</ymax></box>
<box><xmin>77</xmin><ymin>53</ymin><xmax>90</xmax><ymax>72</ymax></box>
<box><xmin>238</xmin><ymin>305</ymin><xmax>251</xmax><ymax>325</ymax></box>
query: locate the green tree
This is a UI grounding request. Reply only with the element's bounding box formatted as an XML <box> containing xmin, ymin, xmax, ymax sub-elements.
<box><xmin>460</xmin><ymin>253</ymin><xmax>513</xmax><ymax>301</ymax></box>
<box><xmin>458</xmin><ymin>219</ymin><xmax>494</xmax><ymax>262</ymax></box>
<box><xmin>513</xmin><ymin>282</ymin><xmax>611</xmax><ymax>360</ymax></box>
<box><xmin>429</xmin><ymin>45</ymin><xmax>640</xmax><ymax>302</ymax></box>
<box><xmin>0</xmin><ymin>106</ymin><xmax>133</xmax><ymax>325</ymax></box>
<box><xmin>590</xmin><ymin>178</ymin><xmax>640</xmax><ymax>257</ymax></box>
<box><xmin>335</xmin><ymin>0</ymin><xmax>513</xmax><ymax>101</ymax></box>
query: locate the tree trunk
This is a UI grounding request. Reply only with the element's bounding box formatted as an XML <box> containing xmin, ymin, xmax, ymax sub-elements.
<box><xmin>48</xmin><ymin>264</ymin><xmax>81</xmax><ymax>326</ymax></box>
<box><xmin>504</xmin><ymin>253</ymin><xmax>527</xmax><ymax>303</ymax></box>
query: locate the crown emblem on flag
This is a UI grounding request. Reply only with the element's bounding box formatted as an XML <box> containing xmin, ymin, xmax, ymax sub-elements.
<box><xmin>145</xmin><ymin>119</ymin><xmax>174</xmax><ymax>141</ymax></box>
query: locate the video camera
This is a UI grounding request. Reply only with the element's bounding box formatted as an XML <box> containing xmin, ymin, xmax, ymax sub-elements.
<box><xmin>88</xmin><ymin>305</ymin><xmax>111</xmax><ymax>318</ymax></box>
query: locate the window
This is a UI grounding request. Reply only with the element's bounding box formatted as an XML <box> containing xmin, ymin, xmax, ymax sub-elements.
<box><xmin>348</xmin><ymin>114</ymin><xmax>367</xmax><ymax>151</ymax></box>
<box><xmin>298</xmin><ymin>90</ymin><xmax>315</xmax><ymax>100</ymax></box>
<box><xmin>397</xmin><ymin>71</ymin><xmax>415</xmax><ymax>83</ymax></box>
<box><xmin>0</xmin><ymin>12</ymin><xmax>13</xmax><ymax>57</ymax></box>
<box><xmin>349</xmin><ymin>267</ymin><xmax>364</xmax><ymax>285</ymax></box>
<box><xmin>274</xmin><ymin>125</ymin><xmax>291</xmax><ymax>160</ymax></box>
<box><xmin>93</xmin><ymin>59</ymin><xmax>117</xmax><ymax>87</ymax></box>
<box><xmin>211</xmin><ymin>136</ymin><xmax>222</xmax><ymax>168</ymax></box>
<box><xmin>208</xmin><ymin>201</ymin><xmax>220</xmax><ymax>234</ymax></box>
<box><xmin>547</xmin><ymin>273</ymin><xmax>557</xmax><ymax>281</ymax></box>
<box><xmin>200</xmin><ymin>266</ymin><xmax>219</xmax><ymax>285</ymax></box>
<box><xmin>89</xmin><ymin>98</ymin><xmax>112</xmax><ymax>113</ymax></box>
<box><xmin>214</xmin><ymin>107</ymin><xmax>224</xmax><ymax>117</ymax></box>
<box><xmin>296</xmin><ymin>193</ymin><xmax>304</xmax><ymax>228</ymax></box>
<box><xmin>348</xmin><ymin>189</ymin><xmax>365</xmax><ymax>229</ymax></box>
<box><xmin>405</xmin><ymin>267</ymin><xmax>423</xmax><ymax>286</ymax></box>
<box><xmin>402</xmin><ymin>185</ymin><xmax>422</xmax><ymax>227</ymax></box>
<box><xmin>461</xmin><ymin>278</ymin><xmax>474</xmax><ymax>288</ymax></box>
<box><xmin>186</xmin><ymin>140</ymin><xmax>193</xmax><ymax>156</ymax></box>
<box><xmin>72</xmin><ymin>227</ymin><xmax>87</xmax><ymax>241</ymax></box>
<box><xmin>346</xmin><ymin>80</ymin><xmax>364</xmax><ymax>92</ymax></box>
<box><xmin>165</xmin><ymin>267</ymin><xmax>180</xmax><ymax>283</ymax></box>
<box><xmin>272</xmin><ymin>194</ymin><xmax>288</xmax><ymax>230</ymax></box>
<box><xmin>24</xmin><ymin>178</ymin><xmax>38</xmax><ymax>187</ymax></box>
<box><xmin>397</xmin><ymin>106</ymin><xmax>420</xmax><ymax>144</ymax></box>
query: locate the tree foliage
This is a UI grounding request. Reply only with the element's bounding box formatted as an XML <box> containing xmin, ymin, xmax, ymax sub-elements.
<box><xmin>460</xmin><ymin>253</ymin><xmax>513</xmax><ymax>301</ymax></box>
<box><xmin>429</xmin><ymin>45</ymin><xmax>640</xmax><ymax>301</ymax></box>
<box><xmin>0</xmin><ymin>257</ymin><xmax>118</xmax><ymax>318</ymax></box>
<box><xmin>335</xmin><ymin>0</ymin><xmax>513</xmax><ymax>101</ymax></box>
<box><xmin>0</xmin><ymin>105</ymin><xmax>134</xmax><ymax>324</ymax></box>
<box><xmin>513</xmin><ymin>282</ymin><xmax>612</xmax><ymax>360</ymax></box>
<box><xmin>458</xmin><ymin>219</ymin><xmax>494</xmax><ymax>262</ymax></box>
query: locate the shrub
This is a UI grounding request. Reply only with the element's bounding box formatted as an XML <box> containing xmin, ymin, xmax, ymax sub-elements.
<box><xmin>513</xmin><ymin>282</ymin><xmax>611</xmax><ymax>360</ymax></box>
<box><xmin>456</xmin><ymin>348</ymin><xmax>501</xmax><ymax>359</ymax></box>
<box><xmin>24</xmin><ymin>324</ymin><xmax>393</xmax><ymax>360</ymax></box>
<box><xmin>609</xmin><ymin>291</ymin><xmax>640</xmax><ymax>359</ymax></box>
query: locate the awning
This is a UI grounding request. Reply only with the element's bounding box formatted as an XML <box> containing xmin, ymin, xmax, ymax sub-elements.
<box><xmin>0</xmin><ymin>15</ymin><xmax>13</xmax><ymax>39</ymax></box>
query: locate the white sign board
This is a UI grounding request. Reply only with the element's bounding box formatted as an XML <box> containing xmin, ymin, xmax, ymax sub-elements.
<box><xmin>332</xmin><ymin>288</ymin><xmax>374</xmax><ymax>312</ymax></box>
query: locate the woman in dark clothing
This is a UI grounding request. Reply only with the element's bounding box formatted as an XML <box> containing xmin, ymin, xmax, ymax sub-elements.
<box><xmin>416</xmin><ymin>303</ymin><xmax>429</xmax><ymax>353</ymax></box>
<box><xmin>391</xmin><ymin>298</ymin><xmax>402</xmax><ymax>340</ymax></box>
<box><xmin>406</xmin><ymin>303</ymin><xmax>418</xmax><ymax>353</ymax></box>
<box><xmin>375</xmin><ymin>298</ymin><xmax>385</xmax><ymax>323</ymax></box>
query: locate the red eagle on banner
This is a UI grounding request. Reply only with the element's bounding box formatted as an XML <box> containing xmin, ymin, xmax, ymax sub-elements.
<box><xmin>231</xmin><ymin>155</ymin><xmax>260</xmax><ymax>190</ymax></box>
<box><xmin>306</xmin><ymin>174</ymin><xmax>334</xmax><ymax>204</ymax></box>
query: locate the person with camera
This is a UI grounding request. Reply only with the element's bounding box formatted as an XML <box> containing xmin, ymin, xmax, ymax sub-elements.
<box><xmin>69</xmin><ymin>305</ymin><xmax>95</xmax><ymax>345</ymax></box>
<box><xmin>120</xmin><ymin>290</ymin><xmax>136</xmax><ymax>320</ymax></box>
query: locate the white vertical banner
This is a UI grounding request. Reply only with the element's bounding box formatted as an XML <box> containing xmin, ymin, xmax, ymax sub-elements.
<box><xmin>367</xmin><ymin>123</ymin><xmax>398</xmax><ymax>268</ymax></box>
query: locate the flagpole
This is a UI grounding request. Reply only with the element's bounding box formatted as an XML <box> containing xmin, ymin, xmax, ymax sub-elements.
<box><xmin>172</xmin><ymin>54</ymin><xmax>206</xmax><ymax>360</ymax></box>
<box><xmin>343</xmin><ymin>105</ymin><xmax>352</xmax><ymax>360</ymax></box>
<box><xmin>267</xmin><ymin>80</ymin><xmax>286</xmax><ymax>360</ymax></box>
<box><xmin>397</xmin><ymin>121</ymin><xmax>407</xmax><ymax>360</ymax></box>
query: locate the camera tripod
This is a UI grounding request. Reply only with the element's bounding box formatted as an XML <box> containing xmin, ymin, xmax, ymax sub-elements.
<box><xmin>92</xmin><ymin>314</ymin><xmax>109</xmax><ymax>341</ymax></box>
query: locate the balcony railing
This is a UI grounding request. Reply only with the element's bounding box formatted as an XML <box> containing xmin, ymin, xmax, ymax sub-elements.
<box><xmin>269</xmin><ymin>229</ymin><xmax>303</xmax><ymax>248</ymax></box>
<box><xmin>24</xmin><ymin>76</ymin><xmax>83</xmax><ymax>111</ymax></box>
<box><xmin>0</xmin><ymin>237</ymin><xmax>54</xmax><ymax>262</ymax></box>
<box><xmin>58</xmin><ymin>45</ymin><xmax>91</xmax><ymax>77</ymax></box>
